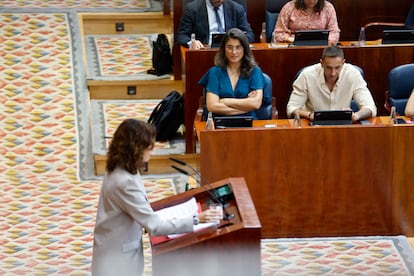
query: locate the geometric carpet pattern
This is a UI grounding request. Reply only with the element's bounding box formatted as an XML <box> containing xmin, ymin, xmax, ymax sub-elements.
<box><xmin>261</xmin><ymin>236</ymin><xmax>414</xmax><ymax>275</ymax></box>
<box><xmin>0</xmin><ymin>0</ymin><xmax>161</xmax><ymax>12</ymax></box>
<box><xmin>85</xmin><ymin>34</ymin><xmax>172</xmax><ymax>81</ymax></box>
<box><xmin>85</xmin><ymin>35</ymin><xmax>153</xmax><ymax>77</ymax></box>
<box><xmin>0</xmin><ymin>10</ymin><xmax>175</xmax><ymax>274</ymax></box>
<box><xmin>90</xmin><ymin>100</ymin><xmax>186</xmax><ymax>157</ymax></box>
<box><xmin>1</xmin><ymin>7</ymin><xmax>414</xmax><ymax>276</ymax></box>
<box><xmin>0</xmin><ymin>12</ymin><xmax>98</xmax><ymax>275</ymax></box>
<box><xmin>103</xmin><ymin>101</ymin><xmax>159</xmax><ymax>134</ymax></box>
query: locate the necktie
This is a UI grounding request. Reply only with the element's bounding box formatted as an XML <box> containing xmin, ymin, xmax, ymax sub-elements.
<box><xmin>214</xmin><ymin>6</ymin><xmax>225</xmax><ymax>33</ymax></box>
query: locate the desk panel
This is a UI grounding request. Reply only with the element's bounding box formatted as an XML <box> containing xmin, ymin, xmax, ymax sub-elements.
<box><xmin>199</xmin><ymin>124</ymin><xmax>399</xmax><ymax>238</ymax></box>
<box><xmin>392</xmin><ymin>125</ymin><xmax>414</xmax><ymax>235</ymax></box>
<box><xmin>185</xmin><ymin>45</ymin><xmax>414</xmax><ymax>153</ymax></box>
<box><xmin>151</xmin><ymin>178</ymin><xmax>261</xmax><ymax>276</ymax></box>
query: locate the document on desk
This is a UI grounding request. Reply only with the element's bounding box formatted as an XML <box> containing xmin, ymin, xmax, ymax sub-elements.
<box><xmin>154</xmin><ymin>197</ymin><xmax>217</xmax><ymax>241</ymax></box>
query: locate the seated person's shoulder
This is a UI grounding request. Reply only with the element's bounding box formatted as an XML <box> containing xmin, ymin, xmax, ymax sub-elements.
<box><xmin>228</xmin><ymin>0</ymin><xmax>245</xmax><ymax>10</ymax></box>
<box><xmin>303</xmin><ymin>63</ymin><xmax>320</xmax><ymax>74</ymax></box>
<box><xmin>199</xmin><ymin>66</ymin><xmax>224</xmax><ymax>85</ymax></box>
<box><xmin>325</xmin><ymin>1</ymin><xmax>336</xmax><ymax>10</ymax></box>
<box><xmin>294</xmin><ymin>64</ymin><xmax>321</xmax><ymax>81</ymax></box>
<box><xmin>210</xmin><ymin>66</ymin><xmax>225</xmax><ymax>74</ymax></box>
<box><xmin>186</xmin><ymin>0</ymin><xmax>200</xmax><ymax>8</ymax></box>
<box><xmin>343</xmin><ymin>63</ymin><xmax>363</xmax><ymax>76</ymax></box>
<box><xmin>281</xmin><ymin>1</ymin><xmax>296</xmax><ymax>12</ymax></box>
<box><xmin>245</xmin><ymin>66</ymin><xmax>263</xmax><ymax>77</ymax></box>
<box><xmin>253</xmin><ymin>66</ymin><xmax>263</xmax><ymax>74</ymax></box>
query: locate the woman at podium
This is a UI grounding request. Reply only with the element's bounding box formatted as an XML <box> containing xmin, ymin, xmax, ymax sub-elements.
<box><xmin>91</xmin><ymin>119</ymin><xmax>221</xmax><ymax>276</ymax></box>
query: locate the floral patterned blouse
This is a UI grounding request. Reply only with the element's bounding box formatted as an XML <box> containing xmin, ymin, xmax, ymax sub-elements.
<box><xmin>273</xmin><ymin>0</ymin><xmax>340</xmax><ymax>45</ymax></box>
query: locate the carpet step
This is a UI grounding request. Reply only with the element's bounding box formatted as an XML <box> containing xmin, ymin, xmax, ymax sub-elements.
<box><xmin>94</xmin><ymin>153</ymin><xmax>200</xmax><ymax>176</ymax></box>
<box><xmin>80</xmin><ymin>12</ymin><xmax>173</xmax><ymax>35</ymax></box>
<box><xmin>88</xmin><ymin>79</ymin><xmax>183</xmax><ymax>99</ymax></box>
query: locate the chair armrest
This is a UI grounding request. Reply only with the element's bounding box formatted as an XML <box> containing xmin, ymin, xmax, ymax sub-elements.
<box><xmin>384</xmin><ymin>90</ymin><xmax>391</xmax><ymax>113</ymax></box>
<box><xmin>364</xmin><ymin>22</ymin><xmax>405</xmax><ymax>30</ymax></box>
<box><xmin>271</xmin><ymin>97</ymin><xmax>278</xmax><ymax>119</ymax></box>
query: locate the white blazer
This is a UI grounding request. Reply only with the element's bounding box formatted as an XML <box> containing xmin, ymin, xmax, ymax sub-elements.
<box><xmin>91</xmin><ymin>167</ymin><xmax>193</xmax><ymax>276</ymax></box>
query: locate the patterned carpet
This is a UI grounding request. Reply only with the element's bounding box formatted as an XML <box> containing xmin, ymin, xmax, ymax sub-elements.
<box><xmin>0</xmin><ymin>11</ymin><xmax>98</xmax><ymax>274</ymax></box>
<box><xmin>1</xmin><ymin>5</ymin><xmax>414</xmax><ymax>276</ymax></box>
<box><xmin>90</xmin><ymin>99</ymin><xmax>185</xmax><ymax>157</ymax></box>
<box><xmin>261</xmin><ymin>236</ymin><xmax>414</xmax><ymax>275</ymax></box>
<box><xmin>85</xmin><ymin>34</ymin><xmax>172</xmax><ymax>81</ymax></box>
<box><xmin>0</xmin><ymin>0</ymin><xmax>162</xmax><ymax>12</ymax></box>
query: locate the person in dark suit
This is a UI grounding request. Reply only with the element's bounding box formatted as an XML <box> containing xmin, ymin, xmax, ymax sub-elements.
<box><xmin>176</xmin><ymin>0</ymin><xmax>254</xmax><ymax>49</ymax></box>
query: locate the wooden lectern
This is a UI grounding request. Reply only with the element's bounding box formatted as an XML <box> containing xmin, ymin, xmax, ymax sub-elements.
<box><xmin>150</xmin><ymin>177</ymin><xmax>262</xmax><ymax>276</ymax></box>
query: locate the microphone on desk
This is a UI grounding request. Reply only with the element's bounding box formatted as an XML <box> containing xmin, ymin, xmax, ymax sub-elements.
<box><xmin>170</xmin><ymin>158</ymin><xmax>235</xmax><ymax>221</ymax></box>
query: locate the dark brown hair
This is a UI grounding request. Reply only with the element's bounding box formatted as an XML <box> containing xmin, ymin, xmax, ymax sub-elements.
<box><xmin>321</xmin><ymin>45</ymin><xmax>344</xmax><ymax>60</ymax></box>
<box><xmin>106</xmin><ymin>119</ymin><xmax>156</xmax><ymax>174</ymax></box>
<box><xmin>214</xmin><ymin>28</ymin><xmax>257</xmax><ymax>78</ymax></box>
<box><xmin>295</xmin><ymin>0</ymin><xmax>326</xmax><ymax>13</ymax></box>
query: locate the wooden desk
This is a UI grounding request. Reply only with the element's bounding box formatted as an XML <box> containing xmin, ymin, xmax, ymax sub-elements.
<box><xmin>173</xmin><ymin>0</ymin><xmax>412</xmax><ymax>79</ymax></box>
<box><xmin>184</xmin><ymin>43</ymin><xmax>414</xmax><ymax>153</ymax></box>
<box><xmin>150</xmin><ymin>177</ymin><xmax>261</xmax><ymax>276</ymax></box>
<box><xmin>194</xmin><ymin>116</ymin><xmax>381</xmax><ymax>140</ymax></box>
<box><xmin>196</xmin><ymin>119</ymin><xmax>414</xmax><ymax>238</ymax></box>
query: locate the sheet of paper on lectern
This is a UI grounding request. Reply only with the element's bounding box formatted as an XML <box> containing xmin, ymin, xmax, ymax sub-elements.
<box><xmin>154</xmin><ymin>197</ymin><xmax>217</xmax><ymax>240</ymax></box>
<box><xmin>155</xmin><ymin>197</ymin><xmax>199</xmax><ymax>220</ymax></box>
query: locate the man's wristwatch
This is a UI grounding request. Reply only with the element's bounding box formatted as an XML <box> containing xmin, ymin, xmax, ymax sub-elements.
<box><xmin>193</xmin><ymin>215</ymin><xmax>199</xmax><ymax>225</ymax></box>
<box><xmin>308</xmin><ymin>111</ymin><xmax>314</xmax><ymax>121</ymax></box>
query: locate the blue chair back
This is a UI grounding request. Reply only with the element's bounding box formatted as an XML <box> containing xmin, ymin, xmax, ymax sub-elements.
<box><xmin>255</xmin><ymin>73</ymin><xmax>273</xmax><ymax>119</ymax></box>
<box><xmin>265</xmin><ymin>0</ymin><xmax>290</xmax><ymax>42</ymax></box>
<box><xmin>387</xmin><ymin>63</ymin><xmax>414</xmax><ymax>115</ymax></box>
<box><xmin>405</xmin><ymin>4</ymin><xmax>414</xmax><ymax>29</ymax></box>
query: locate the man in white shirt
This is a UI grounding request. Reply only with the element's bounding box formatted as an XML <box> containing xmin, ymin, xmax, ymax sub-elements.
<box><xmin>287</xmin><ymin>45</ymin><xmax>377</xmax><ymax>122</ymax></box>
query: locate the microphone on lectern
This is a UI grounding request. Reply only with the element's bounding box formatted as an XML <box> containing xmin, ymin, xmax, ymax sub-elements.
<box><xmin>171</xmin><ymin>165</ymin><xmax>221</xmax><ymax>205</ymax></box>
<box><xmin>170</xmin><ymin>158</ymin><xmax>226</xmax><ymax>198</ymax></box>
<box><xmin>169</xmin><ymin>157</ymin><xmax>186</xmax><ymax>166</ymax></box>
<box><xmin>170</xmin><ymin>158</ymin><xmax>222</xmax><ymax>202</ymax></box>
<box><xmin>170</xmin><ymin>158</ymin><xmax>235</xmax><ymax>221</ymax></box>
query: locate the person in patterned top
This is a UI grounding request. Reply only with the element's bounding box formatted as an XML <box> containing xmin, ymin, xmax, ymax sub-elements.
<box><xmin>273</xmin><ymin>0</ymin><xmax>340</xmax><ymax>45</ymax></box>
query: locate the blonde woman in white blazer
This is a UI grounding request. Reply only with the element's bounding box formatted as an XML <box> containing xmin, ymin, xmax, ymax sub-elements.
<box><xmin>91</xmin><ymin>119</ymin><xmax>221</xmax><ymax>276</ymax></box>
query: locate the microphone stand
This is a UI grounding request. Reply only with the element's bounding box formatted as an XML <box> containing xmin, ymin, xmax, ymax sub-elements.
<box><xmin>170</xmin><ymin>160</ymin><xmax>235</xmax><ymax>221</ymax></box>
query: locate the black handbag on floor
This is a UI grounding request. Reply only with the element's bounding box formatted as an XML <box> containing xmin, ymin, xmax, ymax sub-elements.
<box><xmin>148</xmin><ymin>34</ymin><xmax>173</xmax><ymax>76</ymax></box>
<box><xmin>147</xmin><ymin>91</ymin><xmax>184</xmax><ymax>141</ymax></box>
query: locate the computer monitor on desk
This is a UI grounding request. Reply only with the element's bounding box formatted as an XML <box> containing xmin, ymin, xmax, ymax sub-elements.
<box><xmin>382</xmin><ymin>29</ymin><xmax>414</xmax><ymax>44</ymax></box>
<box><xmin>293</xmin><ymin>30</ymin><xmax>329</xmax><ymax>46</ymax></box>
<box><xmin>210</xmin><ymin>32</ymin><xmax>226</xmax><ymax>48</ymax></box>
<box><xmin>310</xmin><ymin>110</ymin><xmax>353</xmax><ymax>126</ymax></box>
<box><xmin>214</xmin><ymin>116</ymin><xmax>253</xmax><ymax>128</ymax></box>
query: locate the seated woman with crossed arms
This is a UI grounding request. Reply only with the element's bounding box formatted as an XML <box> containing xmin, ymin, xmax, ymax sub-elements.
<box><xmin>199</xmin><ymin>28</ymin><xmax>265</xmax><ymax>118</ymax></box>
